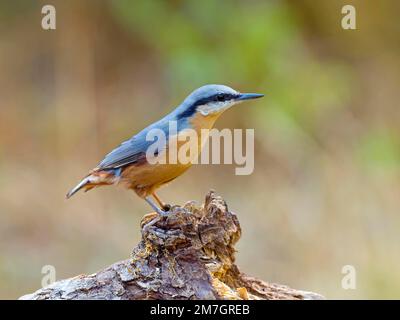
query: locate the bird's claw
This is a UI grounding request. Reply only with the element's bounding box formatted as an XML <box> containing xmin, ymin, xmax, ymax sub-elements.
<box><xmin>142</xmin><ymin>212</ymin><xmax>168</xmax><ymax>234</ymax></box>
<box><xmin>141</xmin><ymin>217</ymin><xmax>160</xmax><ymax>235</ymax></box>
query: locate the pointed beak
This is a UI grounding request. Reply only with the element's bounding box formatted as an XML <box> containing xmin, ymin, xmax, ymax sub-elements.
<box><xmin>236</xmin><ymin>93</ymin><xmax>264</xmax><ymax>101</ymax></box>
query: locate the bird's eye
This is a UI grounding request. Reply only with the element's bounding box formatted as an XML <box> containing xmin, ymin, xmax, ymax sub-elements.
<box><xmin>216</xmin><ymin>93</ymin><xmax>226</xmax><ymax>102</ymax></box>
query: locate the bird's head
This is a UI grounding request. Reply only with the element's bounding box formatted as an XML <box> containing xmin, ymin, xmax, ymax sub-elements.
<box><xmin>177</xmin><ymin>84</ymin><xmax>264</xmax><ymax>118</ymax></box>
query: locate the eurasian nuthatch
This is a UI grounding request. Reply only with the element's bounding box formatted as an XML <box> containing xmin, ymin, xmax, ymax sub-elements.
<box><xmin>67</xmin><ymin>84</ymin><xmax>263</xmax><ymax>215</ymax></box>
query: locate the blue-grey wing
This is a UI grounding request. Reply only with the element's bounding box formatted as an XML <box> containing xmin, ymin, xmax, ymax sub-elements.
<box><xmin>97</xmin><ymin>135</ymin><xmax>151</xmax><ymax>169</ymax></box>
<box><xmin>97</xmin><ymin>118</ymin><xmax>174</xmax><ymax>170</ymax></box>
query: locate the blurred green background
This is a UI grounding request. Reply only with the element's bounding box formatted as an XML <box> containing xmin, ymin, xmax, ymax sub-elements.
<box><xmin>0</xmin><ymin>0</ymin><xmax>399</xmax><ymax>299</ymax></box>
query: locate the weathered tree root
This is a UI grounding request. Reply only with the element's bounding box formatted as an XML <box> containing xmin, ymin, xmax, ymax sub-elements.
<box><xmin>20</xmin><ymin>191</ymin><xmax>324</xmax><ymax>300</ymax></box>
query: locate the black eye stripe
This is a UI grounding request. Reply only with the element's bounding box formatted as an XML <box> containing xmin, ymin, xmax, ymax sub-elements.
<box><xmin>176</xmin><ymin>93</ymin><xmax>236</xmax><ymax>119</ymax></box>
<box><xmin>194</xmin><ymin>93</ymin><xmax>233</xmax><ymax>106</ymax></box>
<box><xmin>214</xmin><ymin>93</ymin><xmax>235</xmax><ymax>102</ymax></box>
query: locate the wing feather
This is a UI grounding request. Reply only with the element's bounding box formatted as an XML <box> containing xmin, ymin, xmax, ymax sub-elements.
<box><xmin>97</xmin><ymin>136</ymin><xmax>150</xmax><ymax>169</ymax></box>
<box><xmin>97</xmin><ymin>118</ymin><xmax>172</xmax><ymax>170</ymax></box>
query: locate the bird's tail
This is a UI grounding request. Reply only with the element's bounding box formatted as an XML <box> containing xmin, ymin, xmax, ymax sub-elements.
<box><xmin>66</xmin><ymin>169</ymin><xmax>120</xmax><ymax>199</ymax></box>
<box><xmin>66</xmin><ymin>175</ymin><xmax>94</xmax><ymax>199</ymax></box>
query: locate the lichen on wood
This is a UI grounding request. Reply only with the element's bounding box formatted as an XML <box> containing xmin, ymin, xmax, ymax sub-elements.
<box><xmin>20</xmin><ymin>191</ymin><xmax>324</xmax><ymax>300</ymax></box>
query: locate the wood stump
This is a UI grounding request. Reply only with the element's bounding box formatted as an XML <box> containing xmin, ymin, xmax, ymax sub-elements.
<box><xmin>20</xmin><ymin>191</ymin><xmax>323</xmax><ymax>300</ymax></box>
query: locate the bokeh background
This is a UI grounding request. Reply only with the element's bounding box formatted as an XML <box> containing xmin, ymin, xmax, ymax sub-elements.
<box><xmin>0</xmin><ymin>0</ymin><xmax>399</xmax><ymax>299</ymax></box>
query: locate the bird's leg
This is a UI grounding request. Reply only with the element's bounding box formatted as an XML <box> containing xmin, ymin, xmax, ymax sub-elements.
<box><xmin>145</xmin><ymin>196</ymin><xmax>169</xmax><ymax>216</ymax></box>
<box><xmin>152</xmin><ymin>192</ymin><xmax>171</xmax><ymax>211</ymax></box>
<box><xmin>142</xmin><ymin>196</ymin><xmax>169</xmax><ymax>235</ymax></box>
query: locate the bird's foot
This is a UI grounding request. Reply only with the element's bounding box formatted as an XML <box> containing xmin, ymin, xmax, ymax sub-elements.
<box><xmin>141</xmin><ymin>209</ymin><xmax>170</xmax><ymax>235</ymax></box>
<box><xmin>152</xmin><ymin>206</ymin><xmax>169</xmax><ymax>216</ymax></box>
<box><xmin>145</xmin><ymin>196</ymin><xmax>170</xmax><ymax>216</ymax></box>
<box><xmin>141</xmin><ymin>215</ymin><xmax>161</xmax><ymax>235</ymax></box>
<box><xmin>141</xmin><ymin>197</ymin><xmax>173</xmax><ymax>235</ymax></box>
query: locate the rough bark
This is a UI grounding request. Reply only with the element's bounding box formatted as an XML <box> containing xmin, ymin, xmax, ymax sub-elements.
<box><xmin>20</xmin><ymin>191</ymin><xmax>324</xmax><ymax>300</ymax></box>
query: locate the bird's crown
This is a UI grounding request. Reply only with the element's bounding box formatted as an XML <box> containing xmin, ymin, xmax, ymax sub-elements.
<box><xmin>183</xmin><ymin>84</ymin><xmax>239</xmax><ymax>106</ymax></box>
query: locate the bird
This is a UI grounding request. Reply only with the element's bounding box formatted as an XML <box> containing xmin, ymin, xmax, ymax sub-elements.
<box><xmin>66</xmin><ymin>84</ymin><xmax>263</xmax><ymax>215</ymax></box>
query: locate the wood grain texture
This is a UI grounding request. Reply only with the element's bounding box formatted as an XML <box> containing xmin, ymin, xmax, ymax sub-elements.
<box><xmin>20</xmin><ymin>191</ymin><xmax>324</xmax><ymax>300</ymax></box>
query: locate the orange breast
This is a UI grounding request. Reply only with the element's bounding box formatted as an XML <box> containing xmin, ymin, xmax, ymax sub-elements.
<box><xmin>120</xmin><ymin>111</ymin><xmax>223</xmax><ymax>197</ymax></box>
